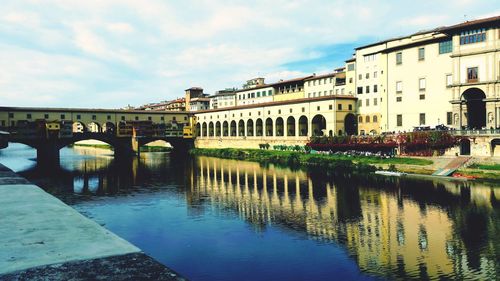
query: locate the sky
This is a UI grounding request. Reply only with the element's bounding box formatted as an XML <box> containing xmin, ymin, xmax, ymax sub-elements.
<box><xmin>0</xmin><ymin>0</ymin><xmax>498</xmax><ymax>109</ymax></box>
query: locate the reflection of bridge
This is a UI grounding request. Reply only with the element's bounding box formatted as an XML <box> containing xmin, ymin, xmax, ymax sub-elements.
<box><xmin>0</xmin><ymin>107</ymin><xmax>194</xmax><ymax>163</ymax></box>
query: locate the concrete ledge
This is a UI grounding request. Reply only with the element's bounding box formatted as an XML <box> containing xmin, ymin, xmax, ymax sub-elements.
<box><xmin>0</xmin><ymin>253</ymin><xmax>185</xmax><ymax>281</ymax></box>
<box><xmin>0</xmin><ymin>184</ymin><xmax>140</xmax><ymax>275</ymax></box>
<box><xmin>0</xmin><ymin>162</ymin><xmax>186</xmax><ymax>280</ymax></box>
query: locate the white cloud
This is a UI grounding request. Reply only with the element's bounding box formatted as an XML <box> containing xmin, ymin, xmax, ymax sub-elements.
<box><xmin>0</xmin><ymin>0</ymin><xmax>498</xmax><ymax>108</ymax></box>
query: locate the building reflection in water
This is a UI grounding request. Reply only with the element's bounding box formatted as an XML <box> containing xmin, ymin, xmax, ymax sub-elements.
<box><xmin>188</xmin><ymin>156</ymin><xmax>499</xmax><ymax>281</ymax></box>
<box><xmin>15</xmin><ymin>146</ymin><xmax>499</xmax><ymax>280</ymax></box>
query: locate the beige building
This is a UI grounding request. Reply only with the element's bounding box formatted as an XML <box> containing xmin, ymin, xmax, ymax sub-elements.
<box><xmin>350</xmin><ymin>15</ymin><xmax>499</xmax><ymax>133</ymax></box>
<box><xmin>194</xmin><ymin>95</ymin><xmax>357</xmax><ymax>149</ymax></box>
<box><xmin>209</xmin><ymin>89</ymin><xmax>237</xmax><ymax>109</ymax></box>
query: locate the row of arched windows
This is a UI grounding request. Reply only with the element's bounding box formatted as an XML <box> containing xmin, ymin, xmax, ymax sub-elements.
<box><xmin>358</xmin><ymin>115</ymin><xmax>378</xmax><ymax>123</ymax></box>
<box><xmin>196</xmin><ymin>115</ymin><xmax>327</xmax><ymax>138</ymax></box>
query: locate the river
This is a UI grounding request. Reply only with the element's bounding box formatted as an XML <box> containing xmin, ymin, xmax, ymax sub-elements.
<box><xmin>0</xmin><ymin>144</ymin><xmax>498</xmax><ymax>281</ymax></box>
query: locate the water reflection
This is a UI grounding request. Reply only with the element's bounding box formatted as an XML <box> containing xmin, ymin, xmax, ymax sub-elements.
<box><xmin>2</xmin><ymin>145</ymin><xmax>499</xmax><ymax>280</ymax></box>
<box><xmin>190</xmin><ymin>157</ymin><xmax>499</xmax><ymax>280</ymax></box>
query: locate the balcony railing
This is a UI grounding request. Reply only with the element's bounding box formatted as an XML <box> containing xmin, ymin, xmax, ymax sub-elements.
<box><xmin>449</xmin><ymin>129</ymin><xmax>500</xmax><ymax>136</ymax></box>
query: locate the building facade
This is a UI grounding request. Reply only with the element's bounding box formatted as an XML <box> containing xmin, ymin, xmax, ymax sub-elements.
<box><xmin>194</xmin><ymin>95</ymin><xmax>357</xmax><ymax>149</ymax></box>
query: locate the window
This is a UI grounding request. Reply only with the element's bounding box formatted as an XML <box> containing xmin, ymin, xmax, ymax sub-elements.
<box><xmin>289</xmin><ymin>109</ymin><xmax>292</xmax><ymax>113</ymax></box>
<box><xmin>347</xmin><ymin>63</ymin><xmax>355</xmax><ymax>71</ymax></box>
<box><xmin>148</xmin><ymin>116</ymin><xmax>152</xmax><ymax>121</ymax></box>
<box><xmin>366</xmin><ymin>86</ymin><xmax>370</xmax><ymax>93</ymax></box>
<box><xmin>257</xmin><ymin>92</ymin><xmax>260</xmax><ymax>97</ymax></box>
<box><xmin>374</xmin><ymin>85</ymin><xmax>378</xmax><ymax>93</ymax></box>
<box><xmin>268</xmin><ymin>90</ymin><xmax>272</xmax><ymax>95</ymax></box>
<box><xmin>419</xmin><ymin>78</ymin><xmax>426</xmax><ymax>91</ymax></box>
<box><xmin>357</xmin><ymin>87</ymin><xmax>363</xmax><ymax>94</ymax></box>
<box><xmin>173</xmin><ymin>117</ymin><xmax>176</xmax><ymax>121</ymax></box>
<box><xmin>396</xmin><ymin>81</ymin><xmax>402</xmax><ymax>93</ymax></box>
<box><xmin>302</xmin><ymin>107</ymin><xmax>305</xmax><ymax>112</ymax></box>
<box><xmin>61</xmin><ymin>114</ymin><xmax>65</xmax><ymax>120</ymax></box>
<box><xmin>374</xmin><ymin>71</ymin><xmax>377</xmax><ymax>78</ymax></box>
<box><xmin>44</xmin><ymin>114</ymin><xmax>49</xmax><ymax>119</ymax></box>
<box><xmin>278</xmin><ymin>110</ymin><xmax>281</xmax><ymax>114</ymax></box>
<box><xmin>447</xmin><ymin>112</ymin><xmax>452</xmax><ymax>125</ymax></box>
<box><xmin>366</xmin><ymin>116</ymin><xmax>370</xmax><ymax>123</ymax></box>
<box><xmin>358</xmin><ymin>100</ymin><xmax>362</xmax><ymax>107</ymax></box>
<box><xmin>348</xmin><ymin>104</ymin><xmax>353</xmax><ymax>110</ymax></box>
<box><xmin>8</xmin><ymin>113</ymin><xmax>14</xmax><ymax>118</ymax></box>
<box><xmin>349</xmin><ymin>78</ymin><xmax>353</xmax><ymax>83</ymax></box>
<box><xmin>373</xmin><ymin>115</ymin><xmax>378</xmax><ymax>122</ymax></box>
<box><xmin>358</xmin><ymin>116</ymin><xmax>363</xmax><ymax>123</ymax></box>
<box><xmin>107</xmin><ymin>115</ymin><xmax>111</xmax><ymax>120</ymax></box>
<box><xmin>358</xmin><ymin>74</ymin><xmax>362</xmax><ymax>80</ymax></box>
<box><xmin>396</xmin><ymin>97</ymin><xmax>402</xmax><ymax>102</ymax></box>
<box><xmin>161</xmin><ymin>116</ymin><xmax>164</xmax><ymax>121</ymax></box>
<box><xmin>121</xmin><ymin>116</ymin><xmax>125</xmax><ymax>121</ymax></box>
<box><xmin>317</xmin><ymin>106</ymin><xmax>320</xmax><ymax>111</ymax></box>
<box><xmin>439</xmin><ymin>40</ymin><xmax>452</xmax><ymax>54</ymax></box>
<box><xmin>419</xmin><ymin>113</ymin><xmax>426</xmax><ymax>125</ymax></box>
<box><xmin>396</xmin><ymin>52</ymin><xmax>402</xmax><ymax>65</ymax></box>
<box><xmin>446</xmin><ymin>74</ymin><xmax>453</xmax><ymax>87</ymax></box>
<box><xmin>366</xmin><ymin>73</ymin><xmax>369</xmax><ymax>79</ymax></box>
<box><xmin>77</xmin><ymin>115</ymin><xmax>81</xmax><ymax>120</ymax></box>
<box><xmin>374</xmin><ymin>98</ymin><xmax>378</xmax><ymax>106</ymax></box>
<box><xmin>338</xmin><ymin>104</ymin><xmax>342</xmax><ymax>110</ymax></box>
<box><xmin>92</xmin><ymin>115</ymin><xmax>96</xmax><ymax>120</ymax></box>
<box><xmin>366</xmin><ymin>99</ymin><xmax>370</xmax><ymax>106</ymax></box>
<box><xmin>419</xmin><ymin>94</ymin><xmax>425</xmax><ymax>100</ymax></box>
<box><xmin>135</xmin><ymin>116</ymin><xmax>139</xmax><ymax>121</ymax></box>
<box><xmin>397</xmin><ymin>115</ymin><xmax>402</xmax><ymax>126</ymax></box>
<box><xmin>467</xmin><ymin>67</ymin><xmax>478</xmax><ymax>83</ymax></box>
<box><xmin>27</xmin><ymin>114</ymin><xmax>32</xmax><ymax>119</ymax></box>
<box><xmin>418</xmin><ymin>47</ymin><xmax>425</xmax><ymax>61</ymax></box>
<box><xmin>341</xmin><ymin>88</ymin><xmax>345</xmax><ymax>94</ymax></box>
<box><xmin>460</xmin><ymin>28</ymin><xmax>486</xmax><ymax>45</ymax></box>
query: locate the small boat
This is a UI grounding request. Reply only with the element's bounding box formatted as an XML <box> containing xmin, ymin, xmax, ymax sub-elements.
<box><xmin>452</xmin><ymin>173</ymin><xmax>477</xmax><ymax>180</ymax></box>
<box><xmin>375</xmin><ymin>171</ymin><xmax>407</xmax><ymax>177</ymax></box>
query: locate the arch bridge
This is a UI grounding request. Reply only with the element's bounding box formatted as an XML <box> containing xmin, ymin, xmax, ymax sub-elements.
<box><xmin>0</xmin><ymin>106</ymin><xmax>194</xmax><ymax>163</ymax></box>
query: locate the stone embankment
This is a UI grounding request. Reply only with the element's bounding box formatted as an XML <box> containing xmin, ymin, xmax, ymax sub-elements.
<box><xmin>0</xmin><ymin>163</ymin><xmax>185</xmax><ymax>280</ymax></box>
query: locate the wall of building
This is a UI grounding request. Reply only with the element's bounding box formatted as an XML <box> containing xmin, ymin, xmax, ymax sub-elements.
<box><xmin>386</xmin><ymin>36</ymin><xmax>453</xmax><ymax>132</ymax></box>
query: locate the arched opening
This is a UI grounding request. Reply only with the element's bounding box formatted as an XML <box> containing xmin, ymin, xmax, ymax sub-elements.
<box><xmin>102</xmin><ymin>122</ymin><xmax>116</xmax><ymax>134</ymax></box>
<box><xmin>311</xmin><ymin>114</ymin><xmax>326</xmax><ymax>136</ymax></box>
<box><xmin>88</xmin><ymin>122</ymin><xmax>101</xmax><ymax>133</ymax></box>
<box><xmin>373</xmin><ymin>115</ymin><xmax>378</xmax><ymax>123</ymax></box>
<box><xmin>491</xmin><ymin>138</ymin><xmax>500</xmax><ymax>156</ymax></box>
<box><xmin>223</xmin><ymin>121</ymin><xmax>229</xmax><ymax>136</ymax></box>
<box><xmin>329</xmin><ymin>130</ymin><xmax>333</xmax><ymax>136</ymax></box>
<box><xmin>256</xmin><ymin>119</ymin><xmax>263</xmax><ymax>136</ymax></box>
<box><xmin>215</xmin><ymin>121</ymin><xmax>221</xmax><ymax>137</ymax></box>
<box><xmin>247</xmin><ymin>119</ymin><xmax>254</xmax><ymax>137</ymax></box>
<box><xmin>287</xmin><ymin>116</ymin><xmax>296</xmax><ymax>136</ymax></box>
<box><xmin>196</xmin><ymin>123</ymin><xmax>201</xmax><ymax>137</ymax></box>
<box><xmin>202</xmin><ymin>122</ymin><xmax>207</xmax><ymax>137</ymax></box>
<box><xmin>344</xmin><ymin>113</ymin><xmax>357</xmax><ymax>136</ymax></box>
<box><xmin>265</xmin><ymin>118</ymin><xmax>273</xmax><ymax>136</ymax></box>
<box><xmin>238</xmin><ymin>120</ymin><xmax>245</xmax><ymax>136</ymax></box>
<box><xmin>462</xmin><ymin>88</ymin><xmax>486</xmax><ymax>129</ymax></box>
<box><xmin>275</xmin><ymin>117</ymin><xmax>284</xmax><ymax>136</ymax></box>
<box><xmin>73</xmin><ymin>122</ymin><xmax>87</xmax><ymax>133</ymax></box>
<box><xmin>460</xmin><ymin>138</ymin><xmax>471</xmax><ymax>155</ymax></box>
<box><xmin>365</xmin><ymin>116</ymin><xmax>370</xmax><ymax>123</ymax></box>
<box><xmin>298</xmin><ymin>116</ymin><xmax>308</xmax><ymax>136</ymax></box>
<box><xmin>230</xmin><ymin>121</ymin><xmax>237</xmax><ymax>136</ymax></box>
<box><xmin>208</xmin><ymin>122</ymin><xmax>214</xmax><ymax>137</ymax></box>
<box><xmin>140</xmin><ymin>139</ymin><xmax>172</xmax><ymax>153</ymax></box>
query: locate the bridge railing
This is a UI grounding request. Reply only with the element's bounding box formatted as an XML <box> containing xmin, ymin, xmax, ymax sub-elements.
<box><xmin>448</xmin><ymin>129</ymin><xmax>500</xmax><ymax>136</ymax></box>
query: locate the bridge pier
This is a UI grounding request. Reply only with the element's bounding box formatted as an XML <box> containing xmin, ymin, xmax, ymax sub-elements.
<box><xmin>36</xmin><ymin>141</ymin><xmax>60</xmax><ymax>165</ymax></box>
